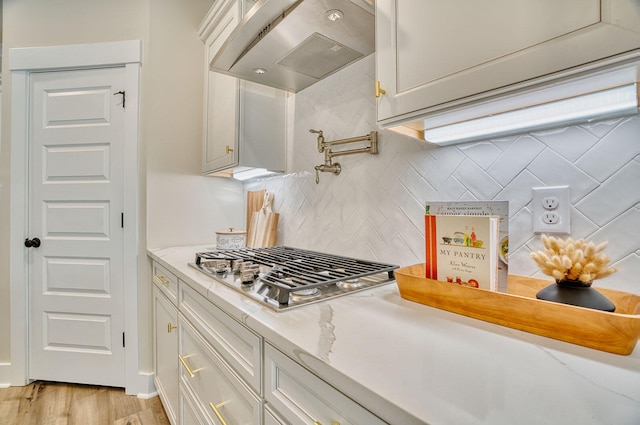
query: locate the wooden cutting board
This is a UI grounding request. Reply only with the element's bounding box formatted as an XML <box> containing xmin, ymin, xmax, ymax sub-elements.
<box><xmin>247</xmin><ymin>191</ymin><xmax>279</xmax><ymax>248</ymax></box>
<box><xmin>247</xmin><ymin>210</ymin><xmax>279</xmax><ymax>248</ymax></box>
<box><xmin>246</xmin><ymin>189</ymin><xmax>266</xmax><ymax>243</ymax></box>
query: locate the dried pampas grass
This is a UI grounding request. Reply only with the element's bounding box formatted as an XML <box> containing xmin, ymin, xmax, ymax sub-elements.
<box><xmin>530</xmin><ymin>235</ymin><xmax>617</xmax><ymax>284</ymax></box>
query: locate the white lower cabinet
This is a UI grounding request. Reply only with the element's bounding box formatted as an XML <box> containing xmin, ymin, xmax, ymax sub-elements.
<box><xmin>153</xmin><ymin>283</ymin><xmax>179</xmax><ymax>425</ymax></box>
<box><xmin>151</xmin><ymin>258</ymin><xmax>388</xmax><ymax>425</ymax></box>
<box><xmin>264</xmin><ymin>343</ymin><xmax>387</xmax><ymax>425</ymax></box>
<box><xmin>179</xmin><ymin>318</ymin><xmax>262</xmax><ymax>425</ymax></box>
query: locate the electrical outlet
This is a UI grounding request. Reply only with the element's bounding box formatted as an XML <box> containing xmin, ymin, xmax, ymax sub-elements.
<box><xmin>532</xmin><ymin>186</ymin><xmax>570</xmax><ymax>233</ymax></box>
<box><xmin>542</xmin><ymin>196</ymin><xmax>559</xmax><ymax>210</ymax></box>
<box><xmin>542</xmin><ymin>211</ymin><xmax>559</xmax><ymax>224</ymax></box>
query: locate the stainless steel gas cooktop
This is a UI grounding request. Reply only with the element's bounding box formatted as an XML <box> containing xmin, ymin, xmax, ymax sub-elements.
<box><xmin>189</xmin><ymin>246</ymin><xmax>398</xmax><ymax>311</ymax></box>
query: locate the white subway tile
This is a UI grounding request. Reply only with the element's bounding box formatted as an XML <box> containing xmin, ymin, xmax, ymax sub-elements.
<box><xmin>576</xmin><ymin>159</ymin><xmax>640</xmax><ymax>226</ymax></box>
<box><xmin>576</xmin><ymin>117</ymin><xmax>640</xmax><ymax>182</ymax></box>
<box><xmin>242</xmin><ymin>57</ymin><xmax>640</xmax><ymax>288</ymax></box>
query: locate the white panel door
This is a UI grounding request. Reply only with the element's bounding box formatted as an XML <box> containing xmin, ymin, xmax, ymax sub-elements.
<box><xmin>28</xmin><ymin>67</ymin><xmax>126</xmax><ymax>387</ymax></box>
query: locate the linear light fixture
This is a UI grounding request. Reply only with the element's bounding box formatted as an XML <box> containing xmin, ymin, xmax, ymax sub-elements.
<box><xmin>232</xmin><ymin>167</ymin><xmax>277</xmax><ymax>181</ymax></box>
<box><xmin>423</xmin><ymin>83</ymin><xmax>639</xmax><ymax>146</ymax></box>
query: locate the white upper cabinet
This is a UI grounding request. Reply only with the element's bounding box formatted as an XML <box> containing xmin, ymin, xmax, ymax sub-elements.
<box><xmin>199</xmin><ymin>0</ymin><xmax>287</xmax><ymax>176</ymax></box>
<box><xmin>376</xmin><ymin>0</ymin><xmax>640</xmax><ymax>129</ymax></box>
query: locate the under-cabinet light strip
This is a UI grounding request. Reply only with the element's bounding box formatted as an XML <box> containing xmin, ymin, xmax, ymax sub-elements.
<box><xmin>233</xmin><ymin>167</ymin><xmax>277</xmax><ymax>181</ymax></box>
<box><xmin>423</xmin><ymin>83</ymin><xmax>639</xmax><ymax>145</ymax></box>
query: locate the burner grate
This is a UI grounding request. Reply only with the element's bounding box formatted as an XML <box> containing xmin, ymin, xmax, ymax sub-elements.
<box><xmin>194</xmin><ymin>246</ymin><xmax>398</xmax><ymax>304</ymax></box>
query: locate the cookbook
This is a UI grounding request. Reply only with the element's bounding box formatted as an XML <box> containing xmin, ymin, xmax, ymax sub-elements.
<box><xmin>425</xmin><ymin>201</ymin><xmax>509</xmax><ymax>292</ymax></box>
<box><xmin>425</xmin><ymin>214</ymin><xmax>500</xmax><ymax>291</ymax></box>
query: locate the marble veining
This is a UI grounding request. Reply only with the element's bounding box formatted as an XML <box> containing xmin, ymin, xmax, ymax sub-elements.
<box><xmin>316</xmin><ymin>305</ymin><xmax>336</xmax><ymax>364</ymax></box>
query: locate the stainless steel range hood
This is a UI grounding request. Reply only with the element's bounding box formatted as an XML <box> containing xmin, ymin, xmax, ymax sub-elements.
<box><xmin>211</xmin><ymin>0</ymin><xmax>375</xmax><ymax>93</ymax></box>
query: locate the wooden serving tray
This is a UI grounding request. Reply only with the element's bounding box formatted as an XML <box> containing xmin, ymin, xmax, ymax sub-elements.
<box><xmin>395</xmin><ymin>264</ymin><xmax>640</xmax><ymax>355</ymax></box>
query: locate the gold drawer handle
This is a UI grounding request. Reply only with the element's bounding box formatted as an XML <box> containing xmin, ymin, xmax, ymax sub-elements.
<box><xmin>167</xmin><ymin>323</ymin><xmax>177</xmax><ymax>333</ymax></box>
<box><xmin>225</xmin><ymin>145</ymin><xmax>234</xmax><ymax>154</ymax></box>
<box><xmin>314</xmin><ymin>421</ymin><xmax>340</xmax><ymax>425</ymax></box>
<box><xmin>209</xmin><ymin>402</ymin><xmax>230</xmax><ymax>425</ymax></box>
<box><xmin>154</xmin><ymin>274</ymin><xmax>170</xmax><ymax>286</ymax></box>
<box><xmin>374</xmin><ymin>80</ymin><xmax>386</xmax><ymax>98</ymax></box>
<box><xmin>178</xmin><ymin>354</ymin><xmax>198</xmax><ymax>378</ymax></box>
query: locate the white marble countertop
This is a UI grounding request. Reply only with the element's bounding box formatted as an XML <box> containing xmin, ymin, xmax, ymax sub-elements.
<box><xmin>149</xmin><ymin>245</ymin><xmax>640</xmax><ymax>425</ymax></box>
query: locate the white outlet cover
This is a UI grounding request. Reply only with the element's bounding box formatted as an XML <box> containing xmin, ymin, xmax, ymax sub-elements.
<box><xmin>532</xmin><ymin>186</ymin><xmax>570</xmax><ymax>233</ymax></box>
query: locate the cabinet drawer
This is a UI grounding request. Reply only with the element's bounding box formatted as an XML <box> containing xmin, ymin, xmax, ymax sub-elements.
<box><xmin>265</xmin><ymin>344</ymin><xmax>387</xmax><ymax>425</ymax></box>
<box><xmin>179</xmin><ymin>281</ymin><xmax>262</xmax><ymax>394</ymax></box>
<box><xmin>265</xmin><ymin>404</ymin><xmax>286</xmax><ymax>425</ymax></box>
<box><xmin>153</xmin><ymin>261</ymin><xmax>178</xmax><ymax>305</ymax></box>
<box><xmin>178</xmin><ymin>383</ymin><xmax>208</xmax><ymax>425</ymax></box>
<box><xmin>179</xmin><ymin>318</ymin><xmax>262</xmax><ymax>425</ymax></box>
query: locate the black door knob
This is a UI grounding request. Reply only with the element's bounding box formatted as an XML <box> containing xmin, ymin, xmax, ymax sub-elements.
<box><xmin>24</xmin><ymin>238</ymin><xmax>41</xmax><ymax>248</ymax></box>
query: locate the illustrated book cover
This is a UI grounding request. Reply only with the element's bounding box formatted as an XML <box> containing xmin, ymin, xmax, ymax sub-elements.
<box><xmin>424</xmin><ymin>214</ymin><xmax>500</xmax><ymax>291</ymax></box>
<box><xmin>425</xmin><ymin>201</ymin><xmax>509</xmax><ymax>292</ymax></box>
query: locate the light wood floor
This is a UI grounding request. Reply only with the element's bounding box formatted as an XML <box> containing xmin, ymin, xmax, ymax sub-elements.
<box><xmin>0</xmin><ymin>381</ymin><xmax>170</xmax><ymax>425</ymax></box>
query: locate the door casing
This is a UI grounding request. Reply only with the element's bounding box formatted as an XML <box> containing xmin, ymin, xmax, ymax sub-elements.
<box><xmin>9</xmin><ymin>40</ymin><xmax>148</xmax><ymax>395</ymax></box>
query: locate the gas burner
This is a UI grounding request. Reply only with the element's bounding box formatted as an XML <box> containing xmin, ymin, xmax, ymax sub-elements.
<box><xmin>336</xmin><ymin>278</ymin><xmax>363</xmax><ymax>289</ymax></box>
<box><xmin>189</xmin><ymin>246</ymin><xmax>398</xmax><ymax>311</ymax></box>
<box><xmin>291</xmin><ymin>287</ymin><xmax>321</xmax><ymax>297</ymax></box>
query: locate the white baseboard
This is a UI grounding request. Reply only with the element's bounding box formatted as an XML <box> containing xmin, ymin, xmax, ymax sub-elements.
<box><xmin>0</xmin><ymin>363</ymin><xmax>157</xmax><ymax>394</ymax></box>
<box><xmin>0</xmin><ymin>363</ymin><xmax>12</xmax><ymax>388</ymax></box>
<box><xmin>126</xmin><ymin>371</ymin><xmax>157</xmax><ymax>398</ymax></box>
<box><xmin>137</xmin><ymin>390</ymin><xmax>159</xmax><ymax>399</ymax></box>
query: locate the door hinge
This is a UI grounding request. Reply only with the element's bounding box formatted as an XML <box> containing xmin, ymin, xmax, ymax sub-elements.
<box><xmin>121</xmin><ymin>213</ymin><xmax>124</xmax><ymax>228</ymax></box>
<box><xmin>123</xmin><ymin>332</ymin><xmax>126</xmax><ymax>348</ymax></box>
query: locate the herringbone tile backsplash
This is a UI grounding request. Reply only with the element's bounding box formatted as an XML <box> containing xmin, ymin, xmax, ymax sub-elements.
<box><xmin>245</xmin><ymin>56</ymin><xmax>640</xmax><ymax>294</ymax></box>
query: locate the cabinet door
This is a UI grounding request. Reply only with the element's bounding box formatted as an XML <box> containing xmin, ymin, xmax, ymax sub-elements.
<box><xmin>376</xmin><ymin>0</ymin><xmax>640</xmax><ymax>125</ymax></box>
<box><xmin>179</xmin><ymin>319</ymin><xmax>262</xmax><ymax>425</ymax></box>
<box><xmin>265</xmin><ymin>344</ymin><xmax>387</xmax><ymax>425</ymax></box>
<box><xmin>203</xmin><ymin>3</ymin><xmax>241</xmax><ymax>174</ymax></box>
<box><xmin>153</xmin><ymin>287</ymin><xmax>179</xmax><ymax>425</ymax></box>
<box><xmin>239</xmin><ymin>81</ymin><xmax>287</xmax><ymax>172</ymax></box>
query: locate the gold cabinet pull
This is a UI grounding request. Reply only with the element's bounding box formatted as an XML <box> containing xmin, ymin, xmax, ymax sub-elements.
<box><xmin>225</xmin><ymin>145</ymin><xmax>234</xmax><ymax>154</ymax></box>
<box><xmin>154</xmin><ymin>274</ymin><xmax>169</xmax><ymax>286</ymax></box>
<box><xmin>167</xmin><ymin>323</ymin><xmax>177</xmax><ymax>333</ymax></box>
<box><xmin>178</xmin><ymin>354</ymin><xmax>198</xmax><ymax>378</ymax></box>
<box><xmin>374</xmin><ymin>80</ymin><xmax>386</xmax><ymax>98</ymax></box>
<box><xmin>314</xmin><ymin>421</ymin><xmax>340</xmax><ymax>425</ymax></box>
<box><xmin>209</xmin><ymin>402</ymin><xmax>230</xmax><ymax>425</ymax></box>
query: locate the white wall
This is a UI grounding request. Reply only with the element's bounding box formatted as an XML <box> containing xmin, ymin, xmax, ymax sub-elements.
<box><xmin>0</xmin><ymin>0</ymin><xmax>244</xmax><ymax>378</ymax></box>
<box><xmin>246</xmin><ymin>55</ymin><xmax>640</xmax><ymax>295</ymax></box>
<box><xmin>145</xmin><ymin>0</ymin><xmax>244</xmax><ymax>251</ymax></box>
